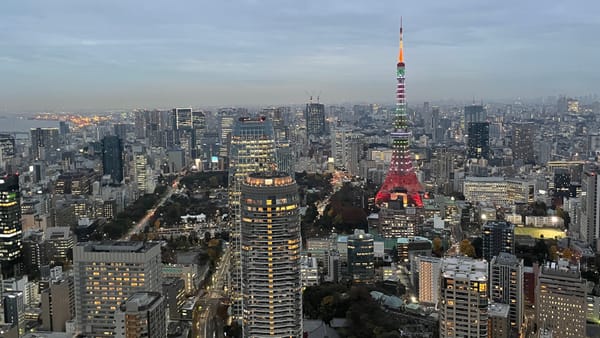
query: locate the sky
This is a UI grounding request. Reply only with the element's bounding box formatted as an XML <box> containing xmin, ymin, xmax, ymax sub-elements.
<box><xmin>1</xmin><ymin>0</ymin><xmax>599</xmax><ymax>112</ymax></box>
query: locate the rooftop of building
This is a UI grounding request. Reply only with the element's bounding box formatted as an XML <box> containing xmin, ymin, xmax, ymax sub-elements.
<box><xmin>121</xmin><ymin>291</ymin><xmax>162</xmax><ymax>312</ymax></box>
<box><xmin>442</xmin><ymin>257</ymin><xmax>487</xmax><ymax>281</ymax></box>
<box><xmin>488</xmin><ymin>302</ymin><xmax>510</xmax><ymax>318</ymax></box>
<box><xmin>396</xmin><ymin>236</ymin><xmax>431</xmax><ymax>245</ymax></box>
<box><xmin>483</xmin><ymin>220</ymin><xmax>515</xmax><ymax>229</ymax></box>
<box><xmin>492</xmin><ymin>252</ymin><xmax>521</xmax><ymax>266</ymax></box>
<box><xmin>540</xmin><ymin>259</ymin><xmax>581</xmax><ymax>279</ymax></box>
<box><xmin>23</xmin><ymin>332</ymin><xmax>69</xmax><ymax>338</ymax></box>
<box><xmin>45</xmin><ymin>226</ymin><xmax>72</xmax><ymax>240</ymax></box>
<box><xmin>78</xmin><ymin>240</ymin><xmax>159</xmax><ymax>253</ymax></box>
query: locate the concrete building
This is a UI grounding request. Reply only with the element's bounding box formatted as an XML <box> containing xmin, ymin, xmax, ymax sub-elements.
<box><xmin>300</xmin><ymin>255</ymin><xmax>319</xmax><ymax>289</ymax></box>
<box><xmin>536</xmin><ymin>260</ymin><xmax>586</xmax><ymax>338</ymax></box>
<box><xmin>439</xmin><ymin>257</ymin><xmax>488</xmax><ymax>338</ymax></box>
<box><xmin>347</xmin><ymin>229</ymin><xmax>375</xmax><ymax>284</ymax></box>
<box><xmin>0</xmin><ymin>174</ymin><xmax>23</xmax><ymax>277</ymax></box>
<box><xmin>40</xmin><ymin>277</ymin><xmax>75</xmax><ymax>332</ymax></box>
<box><xmin>483</xmin><ymin>221</ymin><xmax>515</xmax><ymax>262</ymax></box>
<box><xmin>580</xmin><ymin>169</ymin><xmax>600</xmax><ymax>247</ymax></box>
<box><xmin>162</xmin><ymin>277</ymin><xmax>185</xmax><ymax>321</ymax></box>
<box><xmin>73</xmin><ymin>241</ymin><xmax>162</xmax><ymax>337</ymax></box>
<box><xmin>490</xmin><ymin>253</ymin><xmax>523</xmax><ymax>333</ymax></box>
<box><xmin>114</xmin><ymin>292</ymin><xmax>166</xmax><ymax>338</ymax></box>
<box><xmin>463</xmin><ymin>176</ymin><xmax>535</xmax><ymax>207</ymax></box>
<box><xmin>488</xmin><ymin>302</ymin><xmax>510</xmax><ymax>338</ymax></box>
<box><xmin>240</xmin><ymin>172</ymin><xmax>302</xmax><ymax>337</ymax></box>
<box><xmin>417</xmin><ymin>256</ymin><xmax>441</xmax><ymax>305</ymax></box>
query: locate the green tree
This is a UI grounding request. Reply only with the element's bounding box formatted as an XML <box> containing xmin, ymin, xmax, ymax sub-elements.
<box><xmin>459</xmin><ymin>239</ymin><xmax>476</xmax><ymax>257</ymax></box>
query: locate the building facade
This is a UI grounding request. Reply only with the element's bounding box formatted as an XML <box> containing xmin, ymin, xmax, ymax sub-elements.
<box><xmin>490</xmin><ymin>253</ymin><xmax>523</xmax><ymax>333</ymax></box>
<box><xmin>347</xmin><ymin>229</ymin><xmax>375</xmax><ymax>284</ymax></box>
<box><xmin>0</xmin><ymin>174</ymin><xmax>23</xmax><ymax>277</ymax></box>
<box><xmin>114</xmin><ymin>292</ymin><xmax>166</xmax><ymax>338</ymax></box>
<box><xmin>240</xmin><ymin>172</ymin><xmax>302</xmax><ymax>337</ymax></box>
<box><xmin>483</xmin><ymin>221</ymin><xmax>515</xmax><ymax>262</ymax></box>
<box><xmin>73</xmin><ymin>241</ymin><xmax>162</xmax><ymax>337</ymax></box>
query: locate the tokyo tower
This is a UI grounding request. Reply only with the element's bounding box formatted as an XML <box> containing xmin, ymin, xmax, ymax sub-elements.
<box><xmin>375</xmin><ymin>21</ymin><xmax>424</xmax><ymax>207</ymax></box>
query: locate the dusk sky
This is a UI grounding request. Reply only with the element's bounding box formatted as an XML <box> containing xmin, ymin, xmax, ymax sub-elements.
<box><xmin>1</xmin><ymin>0</ymin><xmax>599</xmax><ymax>112</ymax></box>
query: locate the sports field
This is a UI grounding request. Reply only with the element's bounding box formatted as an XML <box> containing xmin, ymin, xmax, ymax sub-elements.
<box><xmin>514</xmin><ymin>227</ymin><xmax>566</xmax><ymax>239</ymax></box>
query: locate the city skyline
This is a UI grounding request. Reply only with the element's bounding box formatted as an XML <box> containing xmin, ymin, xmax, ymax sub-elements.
<box><xmin>2</xmin><ymin>0</ymin><xmax>600</xmax><ymax>112</ymax></box>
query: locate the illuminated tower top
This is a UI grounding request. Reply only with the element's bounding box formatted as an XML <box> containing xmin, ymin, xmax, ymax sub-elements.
<box><xmin>398</xmin><ymin>18</ymin><xmax>404</xmax><ymax>64</ymax></box>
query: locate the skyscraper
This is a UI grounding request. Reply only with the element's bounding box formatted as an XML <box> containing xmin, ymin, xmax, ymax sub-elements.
<box><xmin>417</xmin><ymin>256</ymin><xmax>441</xmax><ymax>305</ymax></box>
<box><xmin>74</xmin><ymin>241</ymin><xmax>162</xmax><ymax>337</ymax></box>
<box><xmin>347</xmin><ymin>229</ymin><xmax>375</xmax><ymax>284</ymax></box>
<box><xmin>466</xmin><ymin>122</ymin><xmax>490</xmax><ymax>160</ymax></box>
<box><xmin>482</xmin><ymin>220</ymin><xmax>515</xmax><ymax>262</ymax></box>
<box><xmin>240</xmin><ymin>172</ymin><xmax>302</xmax><ymax>337</ymax></box>
<box><xmin>228</xmin><ymin>116</ymin><xmax>277</xmax><ymax>317</ymax></box>
<box><xmin>464</xmin><ymin>104</ymin><xmax>486</xmax><ymax>124</ymax></box>
<box><xmin>580</xmin><ymin>169</ymin><xmax>600</xmax><ymax>246</ymax></box>
<box><xmin>0</xmin><ymin>174</ymin><xmax>23</xmax><ymax>277</ymax></box>
<box><xmin>173</xmin><ymin>107</ymin><xmax>193</xmax><ymax>130</ymax></box>
<box><xmin>101</xmin><ymin>135</ymin><xmax>124</xmax><ymax>184</ymax></box>
<box><xmin>0</xmin><ymin>134</ymin><xmax>16</xmax><ymax>173</ymax></box>
<box><xmin>375</xmin><ymin>22</ymin><xmax>424</xmax><ymax>207</ymax></box>
<box><xmin>536</xmin><ymin>260</ymin><xmax>586</xmax><ymax>338</ymax></box>
<box><xmin>439</xmin><ymin>257</ymin><xmax>488</xmax><ymax>338</ymax></box>
<box><xmin>490</xmin><ymin>253</ymin><xmax>523</xmax><ymax>333</ymax></box>
<box><xmin>305</xmin><ymin>102</ymin><xmax>326</xmax><ymax>138</ymax></box>
<box><xmin>30</xmin><ymin>127</ymin><xmax>59</xmax><ymax>161</ymax></box>
<box><xmin>511</xmin><ymin>122</ymin><xmax>536</xmax><ymax>164</ymax></box>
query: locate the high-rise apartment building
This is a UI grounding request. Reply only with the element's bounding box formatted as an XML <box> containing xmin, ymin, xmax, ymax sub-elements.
<box><xmin>490</xmin><ymin>253</ymin><xmax>523</xmax><ymax>333</ymax></box>
<box><xmin>114</xmin><ymin>292</ymin><xmax>166</xmax><ymax>338</ymax></box>
<box><xmin>0</xmin><ymin>134</ymin><xmax>16</xmax><ymax>173</ymax></box>
<box><xmin>305</xmin><ymin>102</ymin><xmax>326</xmax><ymax>138</ymax></box>
<box><xmin>439</xmin><ymin>257</ymin><xmax>488</xmax><ymax>338</ymax></box>
<box><xmin>0</xmin><ymin>174</ymin><xmax>23</xmax><ymax>277</ymax></box>
<box><xmin>347</xmin><ymin>229</ymin><xmax>375</xmax><ymax>284</ymax></box>
<box><xmin>483</xmin><ymin>220</ymin><xmax>515</xmax><ymax>262</ymax></box>
<box><xmin>40</xmin><ymin>277</ymin><xmax>75</xmax><ymax>332</ymax></box>
<box><xmin>73</xmin><ymin>241</ymin><xmax>162</xmax><ymax>337</ymax></box>
<box><xmin>536</xmin><ymin>260</ymin><xmax>586</xmax><ymax>338</ymax></box>
<box><xmin>580</xmin><ymin>169</ymin><xmax>600</xmax><ymax>247</ymax></box>
<box><xmin>102</xmin><ymin>135</ymin><xmax>124</xmax><ymax>184</ymax></box>
<box><xmin>240</xmin><ymin>172</ymin><xmax>302</xmax><ymax>337</ymax></box>
<box><xmin>228</xmin><ymin>116</ymin><xmax>277</xmax><ymax>316</ymax></box>
<box><xmin>30</xmin><ymin>127</ymin><xmax>59</xmax><ymax>161</ymax></box>
<box><xmin>417</xmin><ymin>256</ymin><xmax>441</xmax><ymax>305</ymax></box>
<box><xmin>511</xmin><ymin>122</ymin><xmax>536</xmax><ymax>164</ymax></box>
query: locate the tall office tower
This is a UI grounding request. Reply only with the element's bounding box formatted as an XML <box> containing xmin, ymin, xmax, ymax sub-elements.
<box><xmin>30</xmin><ymin>127</ymin><xmax>59</xmax><ymax>161</ymax></box>
<box><xmin>439</xmin><ymin>257</ymin><xmax>489</xmax><ymax>338</ymax></box>
<box><xmin>4</xmin><ymin>291</ymin><xmax>24</xmax><ymax>335</ymax></box>
<box><xmin>134</xmin><ymin>110</ymin><xmax>147</xmax><ymax>139</ymax></box>
<box><xmin>466</xmin><ymin>122</ymin><xmax>490</xmax><ymax>160</ymax></box>
<box><xmin>73</xmin><ymin>241</ymin><xmax>162</xmax><ymax>337</ymax></box>
<box><xmin>134</xmin><ymin>152</ymin><xmax>148</xmax><ymax>193</ymax></box>
<box><xmin>114</xmin><ymin>292</ymin><xmax>166</xmax><ymax>338</ymax></box>
<box><xmin>191</xmin><ymin>110</ymin><xmax>206</xmax><ymax>160</ymax></box>
<box><xmin>101</xmin><ymin>135</ymin><xmax>124</xmax><ymax>184</ymax></box>
<box><xmin>240</xmin><ymin>172</ymin><xmax>302</xmax><ymax>338</ymax></box>
<box><xmin>275</xmin><ymin>142</ymin><xmax>294</xmax><ymax>176</ymax></box>
<box><xmin>511</xmin><ymin>122</ymin><xmax>536</xmax><ymax>164</ymax></box>
<box><xmin>482</xmin><ymin>220</ymin><xmax>515</xmax><ymax>262</ymax></box>
<box><xmin>375</xmin><ymin>23</ymin><xmax>424</xmax><ymax>207</ymax></box>
<box><xmin>417</xmin><ymin>256</ymin><xmax>441</xmax><ymax>305</ymax></box>
<box><xmin>305</xmin><ymin>102</ymin><xmax>326</xmax><ymax>138</ymax></box>
<box><xmin>173</xmin><ymin>107</ymin><xmax>193</xmax><ymax>130</ymax></box>
<box><xmin>347</xmin><ymin>229</ymin><xmax>375</xmax><ymax>284</ymax></box>
<box><xmin>580</xmin><ymin>169</ymin><xmax>600</xmax><ymax>246</ymax></box>
<box><xmin>490</xmin><ymin>253</ymin><xmax>523</xmax><ymax>333</ymax></box>
<box><xmin>114</xmin><ymin>123</ymin><xmax>130</xmax><ymax>142</ymax></box>
<box><xmin>553</xmin><ymin>168</ymin><xmax>571</xmax><ymax>199</ymax></box>
<box><xmin>0</xmin><ymin>174</ymin><xmax>23</xmax><ymax>277</ymax></box>
<box><xmin>536</xmin><ymin>260</ymin><xmax>586</xmax><ymax>338</ymax></box>
<box><xmin>218</xmin><ymin>108</ymin><xmax>238</xmax><ymax>159</ymax></box>
<box><xmin>228</xmin><ymin>116</ymin><xmax>277</xmax><ymax>318</ymax></box>
<box><xmin>0</xmin><ymin>134</ymin><xmax>16</xmax><ymax>172</ymax></box>
<box><xmin>464</xmin><ymin>104</ymin><xmax>487</xmax><ymax>124</ymax></box>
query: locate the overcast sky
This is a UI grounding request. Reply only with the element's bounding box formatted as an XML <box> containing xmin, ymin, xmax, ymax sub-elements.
<box><xmin>1</xmin><ymin>0</ymin><xmax>599</xmax><ymax>112</ymax></box>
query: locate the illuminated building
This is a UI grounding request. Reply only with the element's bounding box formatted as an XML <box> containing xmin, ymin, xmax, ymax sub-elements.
<box><xmin>490</xmin><ymin>253</ymin><xmax>523</xmax><ymax>333</ymax></box>
<box><xmin>305</xmin><ymin>102</ymin><xmax>326</xmax><ymax>138</ymax></box>
<box><xmin>0</xmin><ymin>134</ymin><xmax>16</xmax><ymax>172</ymax></box>
<box><xmin>417</xmin><ymin>256</ymin><xmax>441</xmax><ymax>305</ymax></box>
<box><xmin>73</xmin><ymin>241</ymin><xmax>162</xmax><ymax>337</ymax></box>
<box><xmin>439</xmin><ymin>257</ymin><xmax>488</xmax><ymax>338</ymax></box>
<box><xmin>4</xmin><ymin>291</ymin><xmax>24</xmax><ymax>336</ymax></box>
<box><xmin>300</xmin><ymin>255</ymin><xmax>319</xmax><ymax>289</ymax></box>
<box><xmin>240</xmin><ymin>172</ymin><xmax>302</xmax><ymax>338</ymax></box>
<box><xmin>466</xmin><ymin>121</ymin><xmax>490</xmax><ymax>160</ymax></box>
<box><xmin>463</xmin><ymin>176</ymin><xmax>535</xmax><ymax>207</ymax></box>
<box><xmin>102</xmin><ymin>135</ymin><xmax>124</xmax><ymax>184</ymax></box>
<box><xmin>482</xmin><ymin>221</ymin><xmax>515</xmax><ymax>262</ymax></box>
<box><xmin>347</xmin><ymin>229</ymin><xmax>375</xmax><ymax>284</ymax></box>
<box><xmin>115</xmin><ymin>292</ymin><xmax>166</xmax><ymax>338</ymax></box>
<box><xmin>134</xmin><ymin>152</ymin><xmax>148</xmax><ymax>193</ymax></box>
<box><xmin>228</xmin><ymin>116</ymin><xmax>277</xmax><ymax>317</ymax></box>
<box><xmin>536</xmin><ymin>260</ymin><xmax>586</xmax><ymax>338</ymax></box>
<box><xmin>218</xmin><ymin>108</ymin><xmax>239</xmax><ymax>158</ymax></box>
<box><xmin>0</xmin><ymin>174</ymin><xmax>23</xmax><ymax>277</ymax></box>
<box><xmin>375</xmin><ymin>23</ymin><xmax>424</xmax><ymax>207</ymax></box>
<box><xmin>511</xmin><ymin>122</ymin><xmax>536</xmax><ymax>164</ymax></box>
<box><xmin>567</xmin><ymin>98</ymin><xmax>580</xmax><ymax>113</ymax></box>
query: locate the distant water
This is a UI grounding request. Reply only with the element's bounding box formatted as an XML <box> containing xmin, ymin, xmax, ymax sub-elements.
<box><xmin>0</xmin><ymin>116</ymin><xmax>60</xmax><ymax>133</ymax></box>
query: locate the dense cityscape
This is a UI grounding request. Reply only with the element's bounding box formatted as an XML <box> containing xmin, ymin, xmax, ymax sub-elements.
<box><xmin>2</xmin><ymin>2</ymin><xmax>600</xmax><ymax>338</ymax></box>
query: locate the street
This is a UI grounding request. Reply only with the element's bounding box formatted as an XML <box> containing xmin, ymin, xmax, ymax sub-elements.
<box><xmin>197</xmin><ymin>243</ymin><xmax>231</xmax><ymax>338</ymax></box>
